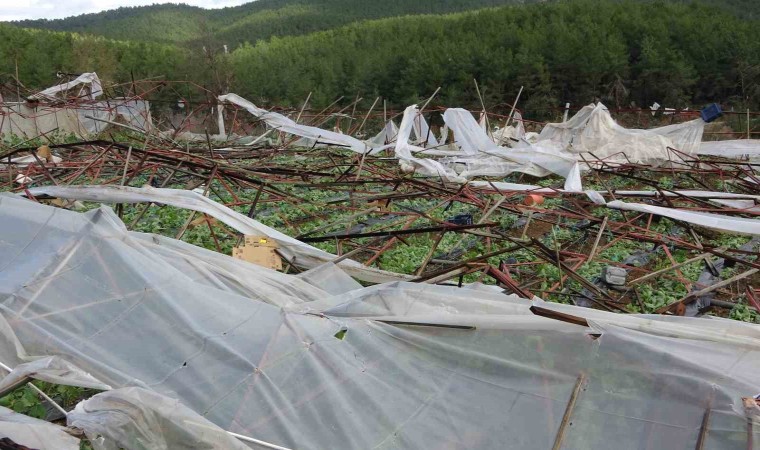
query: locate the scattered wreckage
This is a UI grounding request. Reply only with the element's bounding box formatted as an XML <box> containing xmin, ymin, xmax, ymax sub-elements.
<box><xmin>0</xmin><ymin>74</ymin><xmax>759</xmax><ymax>449</ymax></box>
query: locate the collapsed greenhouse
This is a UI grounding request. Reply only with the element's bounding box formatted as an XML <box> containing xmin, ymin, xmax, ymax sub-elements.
<box><xmin>0</xmin><ymin>73</ymin><xmax>760</xmax><ymax>449</ymax></box>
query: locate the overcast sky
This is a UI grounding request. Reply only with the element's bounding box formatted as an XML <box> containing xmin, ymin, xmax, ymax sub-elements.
<box><xmin>0</xmin><ymin>0</ymin><xmax>250</xmax><ymax>21</ymax></box>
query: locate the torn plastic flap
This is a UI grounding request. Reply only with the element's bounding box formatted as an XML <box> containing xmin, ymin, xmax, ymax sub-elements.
<box><xmin>67</xmin><ymin>387</ymin><xmax>251</xmax><ymax>450</ymax></box>
<box><xmin>0</xmin><ymin>356</ymin><xmax>111</xmax><ymax>394</ymax></box>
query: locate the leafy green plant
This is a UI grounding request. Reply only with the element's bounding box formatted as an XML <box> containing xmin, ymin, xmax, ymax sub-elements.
<box><xmin>730</xmin><ymin>302</ymin><xmax>760</xmax><ymax>323</ymax></box>
<box><xmin>637</xmin><ymin>284</ymin><xmax>680</xmax><ymax>312</ymax></box>
<box><xmin>0</xmin><ymin>386</ymin><xmax>46</xmax><ymax>419</ymax></box>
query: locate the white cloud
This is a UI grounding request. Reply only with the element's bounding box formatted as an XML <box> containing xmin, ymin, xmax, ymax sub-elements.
<box><xmin>0</xmin><ymin>0</ymin><xmax>251</xmax><ymax>21</ymax></box>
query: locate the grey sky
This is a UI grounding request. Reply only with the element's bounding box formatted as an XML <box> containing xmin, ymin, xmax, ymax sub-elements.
<box><xmin>0</xmin><ymin>0</ymin><xmax>250</xmax><ymax>21</ymax></box>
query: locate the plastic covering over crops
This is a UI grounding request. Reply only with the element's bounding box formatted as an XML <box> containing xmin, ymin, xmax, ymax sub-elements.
<box><xmin>1</xmin><ymin>74</ymin><xmax>151</xmax><ymax>139</ymax></box>
<box><xmin>0</xmin><ymin>193</ymin><xmax>759</xmax><ymax>449</ymax></box>
<box><xmin>3</xmin><ymin>72</ymin><xmax>760</xmax><ymax>449</ymax></box>
<box><xmin>221</xmin><ymin>93</ymin><xmax>760</xmax><ymax>192</ymax></box>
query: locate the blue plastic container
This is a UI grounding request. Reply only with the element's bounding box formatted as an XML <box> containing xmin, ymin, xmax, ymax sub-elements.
<box><xmin>700</xmin><ymin>103</ymin><xmax>722</xmax><ymax>123</ymax></box>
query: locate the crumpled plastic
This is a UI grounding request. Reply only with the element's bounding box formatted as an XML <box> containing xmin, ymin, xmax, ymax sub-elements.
<box><xmin>67</xmin><ymin>387</ymin><xmax>251</xmax><ymax>450</ymax></box>
<box><xmin>26</xmin><ymin>185</ymin><xmax>411</xmax><ymax>284</ymax></box>
<box><xmin>29</xmin><ymin>73</ymin><xmax>103</xmax><ymax>101</ymax></box>
<box><xmin>219</xmin><ymin>94</ymin><xmax>391</xmax><ymax>155</ymax></box>
<box><xmin>0</xmin><ymin>356</ymin><xmax>111</xmax><ymax>395</ymax></box>
<box><xmin>538</xmin><ymin>102</ymin><xmax>704</xmax><ymax>162</ymax></box>
<box><xmin>0</xmin><ymin>195</ymin><xmax>759</xmax><ymax>449</ymax></box>
<box><xmin>0</xmin><ymin>406</ymin><xmax>79</xmax><ymax>449</ymax></box>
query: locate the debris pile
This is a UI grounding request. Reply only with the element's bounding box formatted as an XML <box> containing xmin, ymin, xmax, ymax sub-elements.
<box><xmin>1</xmin><ymin>74</ymin><xmax>759</xmax><ymax>449</ymax></box>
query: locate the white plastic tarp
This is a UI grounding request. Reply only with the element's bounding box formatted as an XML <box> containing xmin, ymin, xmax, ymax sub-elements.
<box><xmin>0</xmin><ymin>405</ymin><xmax>80</xmax><ymax>449</ymax></box>
<box><xmin>493</xmin><ymin>111</ymin><xmax>526</xmax><ymax>145</ymax></box>
<box><xmin>67</xmin><ymin>387</ymin><xmax>252</xmax><ymax>450</ymax></box>
<box><xmin>211</xmin><ymin>97</ymin><xmax>756</xmax><ymax>196</ymax></box>
<box><xmin>412</xmin><ymin>113</ymin><xmax>438</xmax><ymax>147</ymax></box>
<box><xmin>0</xmin><ymin>99</ymin><xmax>152</xmax><ymax>139</ymax></box>
<box><xmin>606</xmin><ymin>199</ymin><xmax>760</xmax><ymax>235</ymax></box>
<box><xmin>26</xmin><ymin>185</ymin><xmax>411</xmax><ymax>284</ymax></box>
<box><xmin>0</xmin><ymin>195</ymin><xmax>759</xmax><ymax>449</ymax></box>
<box><xmin>368</xmin><ymin>120</ymin><xmax>399</xmax><ymax>146</ymax></box>
<box><xmin>466</xmin><ymin>181</ymin><xmax>760</xmax><ymax>236</ymax></box>
<box><xmin>440</xmin><ymin>108</ymin><xmax>583</xmax><ymax>191</ymax></box>
<box><xmin>394</xmin><ymin>105</ymin><xmax>464</xmax><ymax>182</ymax></box>
<box><xmin>219</xmin><ymin>94</ymin><xmax>389</xmax><ymax>155</ymax></box>
<box><xmin>0</xmin><ymin>356</ymin><xmax>111</xmax><ymax>394</ymax></box>
<box><xmin>537</xmin><ymin>103</ymin><xmax>705</xmax><ymax>162</ymax></box>
<box><xmin>699</xmin><ymin>140</ymin><xmax>760</xmax><ymax>157</ymax></box>
<box><xmin>389</xmin><ymin>106</ymin><xmax>583</xmax><ymax>190</ymax></box>
<box><xmin>29</xmin><ymin>73</ymin><xmax>103</xmax><ymax>102</ymax></box>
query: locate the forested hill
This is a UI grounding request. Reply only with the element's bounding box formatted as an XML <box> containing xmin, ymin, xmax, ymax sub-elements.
<box><xmin>14</xmin><ymin>4</ymin><xmax>208</xmax><ymax>44</ymax></box>
<box><xmin>228</xmin><ymin>0</ymin><xmax>760</xmax><ymax>113</ymax></box>
<box><xmin>12</xmin><ymin>0</ymin><xmax>545</xmax><ymax>46</ymax></box>
<box><xmin>11</xmin><ymin>0</ymin><xmax>760</xmax><ymax>48</ymax></box>
<box><xmin>1</xmin><ymin>0</ymin><xmax>758</xmax><ymax>117</ymax></box>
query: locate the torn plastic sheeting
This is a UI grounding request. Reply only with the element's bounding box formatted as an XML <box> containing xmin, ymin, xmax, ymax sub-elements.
<box><xmin>367</xmin><ymin>120</ymin><xmax>399</xmax><ymax>146</ymax></box>
<box><xmin>0</xmin><ymin>356</ymin><xmax>111</xmax><ymax>395</ymax></box>
<box><xmin>395</xmin><ymin>106</ymin><xmax>518</xmax><ymax>183</ymax></box>
<box><xmin>0</xmin><ymin>406</ymin><xmax>80</xmax><ymax>449</ymax></box>
<box><xmin>698</xmin><ymin>139</ymin><xmax>760</xmax><ymax>157</ymax></box>
<box><xmin>412</xmin><ymin>113</ymin><xmax>438</xmax><ymax>147</ymax></box>
<box><xmin>25</xmin><ymin>185</ymin><xmax>411</xmax><ymax>284</ymax></box>
<box><xmin>29</xmin><ymin>72</ymin><xmax>103</xmax><ymax>101</ymax></box>
<box><xmin>128</xmin><ymin>232</ymin><xmax>354</xmax><ymax>308</ymax></box>
<box><xmin>585</xmin><ymin>190</ymin><xmax>608</xmax><ymax>205</ymax></box>
<box><xmin>289</xmin><ymin>281</ymin><xmax>543</xmax><ymax>324</ymax></box>
<box><xmin>1</xmin><ymin>196</ymin><xmax>760</xmax><ymax>449</ymax></box>
<box><xmin>394</xmin><ymin>106</ymin><xmax>583</xmax><ymax>191</ymax></box>
<box><xmin>607</xmin><ymin>200</ymin><xmax>760</xmax><ymax>235</ymax></box>
<box><xmin>532</xmin><ymin>299</ymin><xmax>760</xmax><ymax>348</ymax></box>
<box><xmin>75</xmin><ymin>99</ymin><xmax>153</xmax><ymax>135</ymax></box>
<box><xmin>475</xmin><ymin>184</ymin><xmax>760</xmax><ymax>241</ymax></box>
<box><xmin>472</xmin><ymin>181</ymin><xmax>760</xmax><ymax>212</ymax></box>
<box><xmin>0</xmin><ymin>196</ymin><xmax>583</xmax><ymax>448</ymax></box>
<box><xmin>0</xmin><ymin>99</ymin><xmax>151</xmax><ymax>140</ymax></box>
<box><xmin>493</xmin><ymin>111</ymin><xmax>526</xmax><ymax>145</ymax></box>
<box><xmin>0</xmin><ymin>313</ymin><xmax>28</xmax><ymax>370</ymax></box>
<box><xmin>442</xmin><ymin>109</ymin><xmax>491</xmax><ymax>155</ymax></box>
<box><xmin>442</xmin><ymin>108</ymin><xmax>584</xmax><ymax>191</ymax></box>
<box><xmin>466</xmin><ymin>180</ymin><xmax>583</xmax><ymax>196</ymax></box>
<box><xmin>608</xmin><ymin>190</ymin><xmax>760</xmax><ymax>201</ymax></box>
<box><xmin>5</xmin><ymin>154</ymin><xmax>64</xmax><ymax>167</ymax></box>
<box><xmin>470</xmin><ymin>182</ymin><xmax>760</xmax><ymax>242</ymax></box>
<box><xmin>219</xmin><ymin>94</ymin><xmax>390</xmax><ymax>155</ymax></box>
<box><xmin>533</xmin><ymin>299</ymin><xmax>760</xmax><ymax>390</ymax></box>
<box><xmin>537</xmin><ymin>102</ymin><xmax>705</xmax><ymax>162</ymax></box>
<box><xmin>67</xmin><ymin>387</ymin><xmax>251</xmax><ymax>450</ymax></box>
<box><xmin>294</xmin><ymin>262</ymin><xmax>363</xmax><ymax>296</ymax></box>
<box><xmin>584</xmin><ymin>189</ymin><xmax>760</xmax><ymax>209</ymax></box>
<box><xmin>394</xmin><ymin>105</ymin><xmax>464</xmax><ymax>182</ymax></box>
<box><xmin>1</xmin><ymin>103</ymin><xmax>86</xmax><ymax>139</ymax></box>
<box><xmin>712</xmin><ymin>199</ymin><xmax>760</xmax><ymax>212</ymax></box>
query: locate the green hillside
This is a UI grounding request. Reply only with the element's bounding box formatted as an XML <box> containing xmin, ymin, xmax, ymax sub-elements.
<box><xmin>10</xmin><ymin>0</ymin><xmax>760</xmax><ymax>50</ymax></box>
<box><xmin>1</xmin><ymin>0</ymin><xmax>758</xmax><ymax>116</ymax></box>
<box><xmin>12</xmin><ymin>0</ymin><xmax>545</xmax><ymax>46</ymax></box>
<box><xmin>0</xmin><ymin>23</ymin><xmax>193</xmax><ymax>93</ymax></box>
<box><xmin>12</xmin><ymin>4</ymin><xmax>208</xmax><ymax>44</ymax></box>
<box><xmin>230</xmin><ymin>0</ymin><xmax>760</xmax><ymax>112</ymax></box>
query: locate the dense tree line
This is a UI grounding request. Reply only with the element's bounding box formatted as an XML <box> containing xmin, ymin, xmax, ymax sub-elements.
<box><xmin>14</xmin><ymin>4</ymin><xmax>209</xmax><ymax>45</ymax></box>
<box><xmin>12</xmin><ymin>0</ymin><xmax>541</xmax><ymax>46</ymax></box>
<box><xmin>0</xmin><ymin>25</ymin><xmax>186</xmax><ymax>91</ymax></box>
<box><xmin>2</xmin><ymin>0</ymin><xmax>759</xmax><ymax>118</ymax></box>
<box><xmin>229</xmin><ymin>0</ymin><xmax>760</xmax><ymax>116</ymax></box>
<box><xmin>13</xmin><ymin>0</ymin><xmax>758</xmax><ymax>49</ymax></box>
